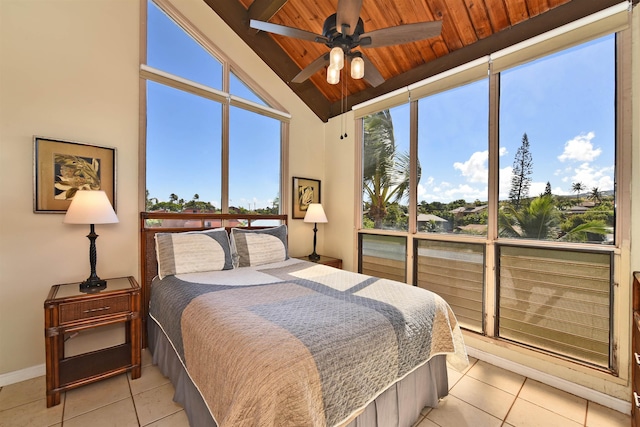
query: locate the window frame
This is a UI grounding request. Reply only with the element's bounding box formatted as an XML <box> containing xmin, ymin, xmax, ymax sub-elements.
<box><xmin>141</xmin><ymin>0</ymin><xmax>290</xmax><ymax>215</ymax></box>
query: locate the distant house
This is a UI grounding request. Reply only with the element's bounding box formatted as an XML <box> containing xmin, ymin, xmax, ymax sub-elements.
<box><xmin>450</xmin><ymin>205</ymin><xmax>488</xmax><ymax>216</ymax></box>
<box><xmin>417</xmin><ymin>213</ymin><xmax>449</xmax><ymax>232</ymax></box>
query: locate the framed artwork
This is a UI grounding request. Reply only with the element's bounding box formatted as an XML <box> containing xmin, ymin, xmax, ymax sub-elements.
<box><xmin>34</xmin><ymin>136</ymin><xmax>116</xmax><ymax>213</ymax></box>
<box><xmin>292</xmin><ymin>177</ymin><xmax>321</xmax><ymax>219</ymax></box>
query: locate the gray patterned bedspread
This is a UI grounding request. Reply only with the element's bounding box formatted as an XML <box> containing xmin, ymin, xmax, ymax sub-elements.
<box><xmin>149</xmin><ymin>258</ymin><xmax>467</xmax><ymax>427</ymax></box>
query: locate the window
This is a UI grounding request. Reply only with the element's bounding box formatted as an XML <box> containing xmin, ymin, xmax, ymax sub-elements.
<box><xmin>498</xmin><ymin>35</ymin><xmax>615</xmax><ymax>244</ymax></box>
<box><xmin>417</xmin><ymin>79</ymin><xmax>489</xmax><ymax>236</ymax></box>
<box><xmin>357</xmin><ymin>21</ymin><xmax>625</xmax><ymax>370</ymax></box>
<box><xmin>144</xmin><ymin>0</ymin><xmax>288</xmax><ymax>214</ymax></box>
<box><xmin>359</xmin><ymin>234</ymin><xmax>406</xmax><ymax>282</ymax></box>
<box><xmin>362</xmin><ymin>104</ymin><xmax>410</xmax><ymax>231</ymax></box>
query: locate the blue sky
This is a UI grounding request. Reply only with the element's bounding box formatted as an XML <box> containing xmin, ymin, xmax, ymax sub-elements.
<box><xmin>146</xmin><ymin>1</ymin><xmax>615</xmax><ymax>208</ymax></box>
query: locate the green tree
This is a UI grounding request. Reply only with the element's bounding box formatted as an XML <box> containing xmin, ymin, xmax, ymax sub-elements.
<box><xmin>571</xmin><ymin>182</ymin><xmax>585</xmax><ymax>203</ymax></box>
<box><xmin>543</xmin><ymin>181</ymin><xmax>552</xmax><ymax>197</ymax></box>
<box><xmin>509</xmin><ymin>133</ymin><xmax>533</xmax><ymax>209</ymax></box>
<box><xmin>362</xmin><ymin>110</ymin><xmax>418</xmax><ymax>229</ymax></box>
<box><xmin>588</xmin><ymin>187</ymin><xmax>602</xmax><ymax>204</ymax></box>
<box><xmin>499</xmin><ymin>194</ymin><xmax>560</xmax><ymax>239</ymax></box>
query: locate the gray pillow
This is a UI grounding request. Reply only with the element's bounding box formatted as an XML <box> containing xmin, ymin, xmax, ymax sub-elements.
<box><xmin>155</xmin><ymin>228</ymin><xmax>233</xmax><ymax>279</ymax></box>
<box><xmin>231</xmin><ymin>225</ymin><xmax>288</xmax><ymax>267</ymax></box>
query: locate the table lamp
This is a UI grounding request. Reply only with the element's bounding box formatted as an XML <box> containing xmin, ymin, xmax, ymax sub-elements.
<box><xmin>303</xmin><ymin>203</ymin><xmax>327</xmax><ymax>261</ymax></box>
<box><xmin>63</xmin><ymin>190</ymin><xmax>118</xmax><ymax>292</ymax></box>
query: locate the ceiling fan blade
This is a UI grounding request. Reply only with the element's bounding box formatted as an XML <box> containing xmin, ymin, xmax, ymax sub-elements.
<box><xmin>291</xmin><ymin>54</ymin><xmax>330</xmax><ymax>83</ymax></box>
<box><xmin>361</xmin><ymin>54</ymin><xmax>385</xmax><ymax>87</ymax></box>
<box><xmin>336</xmin><ymin>0</ymin><xmax>363</xmax><ymax>36</ymax></box>
<box><xmin>361</xmin><ymin>21</ymin><xmax>442</xmax><ymax>48</ymax></box>
<box><xmin>250</xmin><ymin>20</ymin><xmax>328</xmax><ymax>44</ymax></box>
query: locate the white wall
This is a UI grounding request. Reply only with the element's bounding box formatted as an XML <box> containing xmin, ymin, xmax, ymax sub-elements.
<box><xmin>0</xmin><ymin>0</ymin><xmax>325</xmax><ymax>379</ymax></box>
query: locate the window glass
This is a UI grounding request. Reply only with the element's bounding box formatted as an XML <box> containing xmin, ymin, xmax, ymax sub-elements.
<box><xmin>230</xmin><ymin>72</ymin><xmax>267</xmax><ymax>106</ymax></box>
<box><xmin>147</xmin><ymin>0</ymin><xmax>222</xmax><ymax>89</ymax></box>
<box><xmin>415</xmin><ymin>240</ymin><xmax>484</xmax><ymax>332</ymax></box>
<box><xmin>498</xmin><ymin>35</ymin><xmax>615</xmax><ymax>244</ymax></box>
<box><xmin>145</xmin><ymin>1</ymin><xmax>286</xmax><ymax>215</ymax></box>
<box><xmin>498</xmin><ymin>245</ymin><xmax>611</xmax><ymax>368</ymax></box>
<box><xmin>229</xmin><ymin>106</ymin><xmax>280</xmax><ymax>213</ymax></box>
<box><xmin>146</xmin><ymin>81</ymin><xmax>222</xmax><ymax>212</ymax></box>
<box><xmin>359</xmin><ymin>234</ymin><xmax>406</xmax><ymax>282</ymax></box>
<box><xmin>417</xmin><ymin>79</ymin><xmax>489</xmax><ymax>236</ymax></box>
<box><xmin>362</xmin><ymin>105</ymin><xmax>410</xmax><ymax>231</ymax></box>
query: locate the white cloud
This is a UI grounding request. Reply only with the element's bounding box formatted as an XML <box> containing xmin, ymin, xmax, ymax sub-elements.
<box><xmin>557</xmin><ymin>132</ymin><xmax>601</xmax><ymax>162</ymax></box>
<box><xmin>571</xmin><ymin>163</ymin><xmax>615</xmax><ymax>191</ymax></box>
<box><xmin>453</xmin><ymin>150</ymin><xmax>488</xmax><ymax>183</ymax></box>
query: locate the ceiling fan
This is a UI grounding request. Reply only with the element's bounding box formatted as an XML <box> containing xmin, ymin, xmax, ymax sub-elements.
<box><xmin>250</xmin><ymin>0</ymin><xmax>442</xmax><ymax>87</ymax></box>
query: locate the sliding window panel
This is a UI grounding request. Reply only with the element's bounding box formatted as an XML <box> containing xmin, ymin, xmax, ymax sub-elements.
<box><xmin>498</xmin><ymin>245</ymin><xmax>612</xmax><ymax>368</ymax></box>
<box><xmin>359</xmin><ymin>234</ymin><xmax>406</xmax><ymax>283</ymax></box>
<box><xmin>415</xmin><ymin>240</ymin><xmax>485</xmax><ymax>333</ymax></box>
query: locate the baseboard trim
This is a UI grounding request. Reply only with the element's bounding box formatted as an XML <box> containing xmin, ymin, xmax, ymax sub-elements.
<box><xmin>466</xmin><ymin>346</ymin><xmax>631</xmax><ymax>415</ymax></box>
<box><xmin>0</xmin><ymin>364</ymin><xmax>45</xmax><ymax>387</ymax></box>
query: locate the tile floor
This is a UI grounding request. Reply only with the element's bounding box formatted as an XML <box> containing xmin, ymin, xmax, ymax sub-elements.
<box><xmin>0</xmin><ymin>350</ymin><xmax>631</xmax><ymax>427</ymax></box>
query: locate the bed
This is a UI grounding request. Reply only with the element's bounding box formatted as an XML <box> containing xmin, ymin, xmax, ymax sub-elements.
<box><xmin>140</xmin><ymin>212</ymin><xmax>467</xmax><ymax>427</ymax></box>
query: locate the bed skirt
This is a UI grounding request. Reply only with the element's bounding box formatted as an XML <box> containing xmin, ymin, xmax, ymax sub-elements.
<box><xmin>148</xmin><ymin>317</ymin><xmax>449</xmax><ymax>427</ymax></box>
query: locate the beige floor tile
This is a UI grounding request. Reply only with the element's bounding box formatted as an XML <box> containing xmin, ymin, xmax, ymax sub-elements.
<box><xmin>415</xmin><ymin>417</ymin><xmax>441</xmax><ymax>427</ymax></box>
<box><xmin>447</xmin><ymin>366</ymin><xmax>464</xmax><ymax>391</ymax></box>
<box><xmin>585</xmin><ymin>401</ymin><xmax>631</xmax><ymax>427</ymax></box>
<box><xmin>0</xmin><ymin>376</ymin><xmax>46</xmax><ymax>411</ymax></box>
<box><xmin>133</xmin><ymin>382</ymin><xmax>183</xmax><ymax>426</ymax></box>
<box><xmin>518</xmin><ymin>379</ymin><xmax>587</xmax><ymax>424</ymax></box>
<box><xmin>144</xmin><ymin>409</ymin><xmax>190</xmax><ymax>427</ymax></box>
<box><xmin>63</xmin><ymin>374</ymin><xmax>131</xmax><ymax>420</ymax></box>
<box><xmin>63</xmin><ymin>397</ymin><xmax>139</xmax><ymax>427</ymax></box>
<box><xmin>466</xmin><ymin>360</ymin><xmax>526</xmax><ymax>395</ymax></box>
<box><xmin>0</xmin><ymin>398</ymin><xmax>63</xmax><ymax>427</ymax></box>
<box><xmin>506</xmin><ymin>398</ymin><xmax>583</xmax><ymax>427</ymax></box>
<box><xmin>425</xmin><ymin>395</ymin><xmax>502</xmax><ymax>427</ymax></box>
<box><xmin>450</xmin><ymin>375</ymin><xmax>517</xmax><ymax>420</ymax></box>
<box><xmin>141</xmin><ymin>349</ymin><xmax>153</xmax><ymax>367</ymax></box>
<box><xmin>128</xmin><ymin>364</ymin><xmax>170</xmax><ymax>395</ymax></box>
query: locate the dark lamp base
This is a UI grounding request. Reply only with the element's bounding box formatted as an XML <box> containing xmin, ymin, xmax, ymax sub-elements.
<box><xmin>308</xmin><ymin>253</ymin><xmax>320</xmax><ymax>261</ymax></box>
<box><xmin>79</xmin><ymin>277</ymin><xmax>107</xmax><ymax>293</ymax></box>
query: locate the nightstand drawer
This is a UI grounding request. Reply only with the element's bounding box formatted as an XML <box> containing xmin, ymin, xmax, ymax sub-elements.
<box><xmin>59</xmin><ymin>295</ymin><xmax>130</xmax><ymax>323</ymax></box>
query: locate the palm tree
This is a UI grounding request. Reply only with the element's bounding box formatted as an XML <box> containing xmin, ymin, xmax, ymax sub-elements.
<box><xmin>571</xmin><ymin>182</ymin><xmax>585</xmax><ymax>203</ymax></box>
<box><xmin>499</xmin><ymin>194</ymin><xmax>560</xmax><ymax>239</ymax></box>
<box><xmin>588</xmin><ymin>187</ymin><xmax>602</xmax><ymax>205</ymax></box>
<box><xmin>362</xmin><ymin>110</ymin><xmax>418</xmax><ymax>228</ymax></box>
<box><xmin>169</xmin><ymin>193</ymin><xmax>179</xmax><ymax>203</ymax></box>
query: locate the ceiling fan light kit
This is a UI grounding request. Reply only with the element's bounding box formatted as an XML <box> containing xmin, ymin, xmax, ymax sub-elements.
<box><xmin>330</xmin><ymin>46</ymin><xmax>345</xmax><ymax>70</ymax></box>
<box><xmin>351</xmin><ymin>55</ymin><xmax>364</xmax><ymax>80</ymax></box>
<box><xmin>327</xmin><ymin>65</ymin><xmax>340</xmax><ymax>84</ymax></box>
<box><xmin>249</xmin><ymin>0</ymin><xmax>442</xmax><ymax>89</ymax></box>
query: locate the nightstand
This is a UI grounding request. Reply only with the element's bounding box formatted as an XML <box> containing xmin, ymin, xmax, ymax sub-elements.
<box><xmin>44</xmin><ymin>276</ymin><xmax>141</xmax><ymax>407</ymax></box>
<box><xmin>296</xmin><ymin>255</ymin><xmax>342</xmax><ymax>269</ymax></box>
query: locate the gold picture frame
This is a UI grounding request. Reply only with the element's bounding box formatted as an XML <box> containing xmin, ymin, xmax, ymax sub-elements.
<box><xmin>34</xmin><ymin>136</ymin><xmax>116</xmax><ymax>213</ymax></box>
<box><xmin>292</xmin><ymin>177</ymin><xmax>320</xmax><ymax>219</ymax></box>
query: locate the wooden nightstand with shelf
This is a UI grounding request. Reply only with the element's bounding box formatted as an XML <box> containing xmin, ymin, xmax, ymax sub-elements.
<box><xmin>296</xmin><ymin>255</ymin><xmax>342</xmax><ymax>269</ymax></box>
<box><xmin>44</xmin><ymin>276</ymin><xmax>141</xmax><ymax>407</ymax></box>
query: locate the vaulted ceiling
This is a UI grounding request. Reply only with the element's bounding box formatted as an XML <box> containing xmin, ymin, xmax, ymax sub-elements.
<box><xmin>204</xmin><ymin>0</ymin><xmax>623</xmax><ymax>122</ymax></box>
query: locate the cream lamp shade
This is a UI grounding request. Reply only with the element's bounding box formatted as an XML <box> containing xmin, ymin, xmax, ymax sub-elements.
<box><xmin>303</xmin><ymin>203</ymin><xmax>328</xmax><ymax>224</ymax></box>
<box><xmin>64</xmin><ymin>190</ymin><xmax>118</xmax><ymax>225</ymax></box>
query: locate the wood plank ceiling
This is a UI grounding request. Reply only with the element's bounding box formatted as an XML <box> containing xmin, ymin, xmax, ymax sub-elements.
<box><xmin>203</xmin><ymin>0</ymin><xmax>624</xmax><ymax>122</ymax></box>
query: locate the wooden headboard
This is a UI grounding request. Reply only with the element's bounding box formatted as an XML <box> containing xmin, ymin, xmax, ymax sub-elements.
<box><xmin>140</xmin><ymin>212</ymin><xmax>288</xmax><ymax>347</ymax></box>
